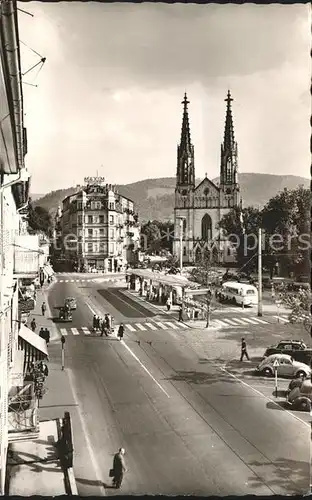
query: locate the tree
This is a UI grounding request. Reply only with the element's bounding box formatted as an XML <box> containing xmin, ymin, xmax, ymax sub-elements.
<box><xmin>28</xmin><ymin>201</ymin><xmax>53</xmax><ymax>238</ymax></box>
<box><xmin>261</xmin><ymin>187</ymin><xmax>311</xmax><ymax>277</ymax></box>
<box><xmin>188</xmin><ymin>252</ymin><xmax>219</xmax><ymax>327</ymax></box>
<box><xmin>218</xmin><ymin>206</ymin><xmax>262</xmax><ymax>272</ymax></box>
<box><xmin>140</xmin><ymin>220</ymin><xmax>174</xmax><ymax>254</ymax></box>
<box><xmin>279</xmin><ymin>287</ymin><xmax>311</xmax><ymax>335</ymax></box>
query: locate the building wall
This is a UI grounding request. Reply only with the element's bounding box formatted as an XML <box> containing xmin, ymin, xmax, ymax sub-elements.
<box><xmin>60</xmin><ymin>184</ymin><xmax>140</xmax><ymax>271</ymax></box>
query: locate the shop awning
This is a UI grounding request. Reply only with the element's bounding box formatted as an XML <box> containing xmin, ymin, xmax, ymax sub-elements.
<box><xmin>18</xmin><ymin>325</ymin><xmax>48</xmax><ymax>358</ymax></box>
<box><xmin>44</xmin><ymin>264</ymin><xmax>54</xmax><ymax>278</ymax></box>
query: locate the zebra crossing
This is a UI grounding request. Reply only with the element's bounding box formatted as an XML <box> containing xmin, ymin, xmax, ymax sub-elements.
<box><xmin>59</xmin><ymin>319</ymin><xmax>191</xmax><ymax>336</ymax></box>
<box><xmin>56</xmin><ymin>277</ymin><xmax>123</xmax><ymax>284</ymax></box>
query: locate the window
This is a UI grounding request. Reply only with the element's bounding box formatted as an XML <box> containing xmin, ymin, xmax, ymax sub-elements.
<box><xmin>99</xmin><ymin>215</ymin><xmax>104</xmax><ymax>224</ymax></box>
<box><xmin>99</xmin><ymin>228</ymin><xmax>104</xmax><ymax>235</ymax></box>
<box><xmin>109</xmin><ymin>202</ymin><xmax>115</xmax><ymax>210</ymax></box>
<box><xmin>110</xmin><ymin>229</ymin><xmax>115</xmax><ymax>239</ymax></box>
<box><xmin>183</xmin><ymin>247</ymin><xmax>186</xmax><ymax>256</ymax></box>
<box><xmin>78</xmin><ymin>216</ymin><xmax>82</xmax><ymax>225</ymax></box>
<box><xmin>88</xmin><ymin>215</ymin><xmax>93</xmax><ymax>224</ymax></box>
<box><xmin>77</xmin><ymin>202</ymin><xmax>82</xmax><ymax>210</ymax></box>
<box><xmin>109</xmin><ymin>215</ymin><xmax>114</xmax><ymax>225</ymax></box>
<box><xmin>201</xmin><ymin>214</ymin><xmax>212</xmax><ymax>241</ymax></box>
<box><xmin>87</xmin><ymin>243</ymin><xmax>93</xmax><ymax>253</ymax></box>
<box><xmin>88</xmin><ymin>229</ymin><xmax>93</xmax><ymax>237</ymax></box>
<box><xmin>109</xmin><ymin>243</ymin><xmax>114</xmax><ymax>254</ymax></box>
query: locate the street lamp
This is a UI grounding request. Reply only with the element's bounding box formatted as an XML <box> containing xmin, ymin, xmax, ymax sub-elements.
<box><xmin>176</xmin><ymin>216</ymin><xmax>186</xmax><ymax>273</ymax></box>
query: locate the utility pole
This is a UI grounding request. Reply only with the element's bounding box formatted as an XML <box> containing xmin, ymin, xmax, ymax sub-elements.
<box><xmin>258</xmin><ymin>227</ymin><xmax>263</xmax><ymax>317</ymax></box>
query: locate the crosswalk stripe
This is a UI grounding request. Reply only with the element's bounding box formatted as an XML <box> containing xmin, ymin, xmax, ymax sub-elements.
<box><xmin>232</xmin><ymin>318</ymin><xmax>248</xmax><ymax>325</ymax></box>
<box><xmin>145</xmin><ymin>322</ymin><xmax>157</xmax><ymax>330</ymax></box>
<box><xmin>126</xmin><ymin>324</ymin><xmax>136</xmax><ymax>332</ymax></box>
<box><xmin>214</xmin><ymin>319</ymin><xmax>232</xmax><ymax>327</ymax></box>
<box><xmin>252</xmin><ymin>317</ymin><xmax>268</xmax><ymax>324</ymax></box>
<box><xmin>81</xmin><ymin>279</ymin><xmax>85</xmax><ymax>282</ymax></box>
<box><xmin>241</xmin><ymin>318</ymin><xmax>261</xmax><ymax>325</ymax></box>
<box><xmin>59</xmin><ymin>280</ymin><xmax>64</xmax><ymax>282</ymax></box>
<box><xmin>274</xmin><ymin>315</ymin><xmax>289</xmax><ymax>323</ymax></box>
<box><xmin>154</xmin><ymin>322</ymin><xmax>168</xmax><ymax>330</ymax></box>
<box><xmin>65</xmin><ymin>280</ymin><xmax>69</xmax><ymax>282</ymax></box>
<box><xmin>60</xmin><ymin>328</ymin><xmax>68</xmax><ymax>336</ymax></box>
<box><xmin>71</xmin><ymin>328</ymin><xmax>79</xmax><ymax>335</ymax></box>
<box><xmin>70</xmin><ymin>280</ymin><xmax>75</xmax><ymax>282</ymax></box>
<box><xmin>222</xmin><ymin>318</ymin><xmax>240</xmax><ymax>326</ymax></box>
<box><xmin>164</xmin><ymin>322</ymin><xmax>179</xmax><ymax>330</ymax></box>
<box><xmin>179</xmin><ymin>322</ymin><xmax>189</xmax><ymax>329</ymax></box>
<box><xmin>82</xmin><ymin>327</ymin><xmax>91</xmax><ymax>335</ymax></box>
<box><xmin>136</xmin><ymin>323</ymin><xmax>147</xmax><ymax>331</ymax></box>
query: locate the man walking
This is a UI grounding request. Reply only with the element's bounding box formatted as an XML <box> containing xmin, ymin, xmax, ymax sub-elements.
<box><xmin>117</xmin><ymin>324</ymin><xmax>124</xmax><ymax>341</ymax></box>
<box><xmin>178</xmin><ymin>305</ymin><xmax>183</xmax><ymax>322</ymax></box>
<box><xmin>44</xmin><ymin>328</ymin><xmax>50</xmax><ymax>345</ymax></box>
<box><xmin>92</xmin><ymin>314</ymin><xmax>97</xmax><ymax>332</ymax></box>
<box><xmin>240</xmin><ymin>337</ymin><xmax>250</xmax><ymax>361</ymax></box>
<box><xmin>30</xmin><ymin>318</ymin><xmax>37</xmax><ymax>332</ymax></box>
<box><xmin>112</xmin><ymin>448</ymin><xmax>127</xmax><ymax>489</ymax></box>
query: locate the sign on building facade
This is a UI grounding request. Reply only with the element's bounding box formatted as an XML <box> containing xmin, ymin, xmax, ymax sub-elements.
<box><xmin>14</xmin><ymin>235</ymin><xmax>40</xmax><ymax>277</ymax></box>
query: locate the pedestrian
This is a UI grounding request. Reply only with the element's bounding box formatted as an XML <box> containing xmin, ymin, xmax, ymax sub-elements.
<box><xmin>104</xmin><ymin>314</ymin><xmax>110</xmax><ymax>332</ymax></box>
<box><xmin>93</xmin><ymin>314</ymin><xmax>97</xmax><ymax>332</ymax></box>
<box><xmin>41</xmin><ymin>301</ymin><xmax>47</xmax><ymax>316</ymax></box>
<box><xmin>30</xmin><ymin>318</ymin><xmax>37</xmax><ymax>332</ymax></box>
<box><xmin>44</xmin><ymin>328</ymin><xmax>50</xmax><ymax>345</ymax></box>
<box><xmin>111</xmin><ymin>316</ymin><xmax>115</xmax><ymax>334</ymax></box>
<box><xmin>117</xmin><ymin>324</ymin><xmax>124</xmax><ymax>341</ymax></box>
<box><xmin>240</xmin><ymin>337</ymin><xmax>250</xmax><ymax>361</ymax></box>
<box><xmin>166</xmin><ymin>296</ymin><xmax>171</xmax><ymax>311</ymax></box>
<box><xmin>178</xmin><ymin>305</ymin><xmax>183</xmax><ymax>322</ymax></box>
<box><xmin>101</xmin><ymin>319</ymin><xmax>106</xmax><ymax>337</ymax></box>
<box><xmin>41</xmin><ymin>362</ymin><xmax>49</xmax><ymax>377</ymax></box>
<box><xmin>111</xmin><ymin>448</ymin><xmax>127</xmax><ymax>489</ymax></box>
<box><xmin>39</xmin><ymin>327</ymin><xmax>45</xmax><ymax>339</ymax></box>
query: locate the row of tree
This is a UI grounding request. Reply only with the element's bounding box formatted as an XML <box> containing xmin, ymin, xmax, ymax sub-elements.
<box><xmin>218</xmin><ymin>186</ymin><xmax>310</xmax><ymax>278</ymax></box>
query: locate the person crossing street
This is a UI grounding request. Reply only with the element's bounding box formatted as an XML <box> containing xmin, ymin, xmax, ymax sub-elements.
<box><xmin>240</xmin><ymin>337</ymin><xmax>250</xmax><ymax>361</ymax></box>
<box><xmin>117</xmin><ymin>324</ymin><xmax>124</xmax><ymax>341</ymax></box>
<box><xmin>111</xmin><ymin>447</ymin><xmax>127</xmax><ymax>489</ymax></box>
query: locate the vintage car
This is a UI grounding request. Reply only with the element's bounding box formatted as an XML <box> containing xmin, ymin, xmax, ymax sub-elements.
<box><xmin>64</xmin><ymin>297</ymin><xmax>77</xmax><ymax>310</ymax></box>
<box><xmin>59</xmin><ymin>307</ymin><xmax>72</xmax><ymax>322</ymax></box>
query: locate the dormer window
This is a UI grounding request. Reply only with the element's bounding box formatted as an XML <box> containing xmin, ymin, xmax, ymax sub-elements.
<box><xmin>204</xmin><ymin>188</ymin><xmax>209</xmax><ymax>196</ymax></box>
<box><xmin>182</xmin><ymin>189</ymin><xmax>187</xmax><ymax>196</ymax></box>
<box><xmin>226</xmin><ymin>188</ymin><xmax>231</xmax><ymax>194</ymax></box>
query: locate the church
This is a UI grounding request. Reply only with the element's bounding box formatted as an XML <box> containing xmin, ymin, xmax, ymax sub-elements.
<box><xmin>173</xmin><ymin>91</ymin><xmax>242</xmax><ymax>264</ymax></box>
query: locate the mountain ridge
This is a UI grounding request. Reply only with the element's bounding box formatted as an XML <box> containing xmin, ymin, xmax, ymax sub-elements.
<box><xmin>31</xmin><ymin>173</ymin><xmax>309</xmax><ymax>223</ymax></box>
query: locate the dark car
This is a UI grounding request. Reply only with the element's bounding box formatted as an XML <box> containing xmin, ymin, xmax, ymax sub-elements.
<box><xmin>264</xmin><ymin>340</ymin><xmax>312</xmax><ymax>366</ymax></box>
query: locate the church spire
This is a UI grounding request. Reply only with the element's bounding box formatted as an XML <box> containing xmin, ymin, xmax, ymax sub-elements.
<box><xmin>176</xmin><ymin>93</ymin><xmax>195</xmax><ymax>188</ymax></box>
<box><xmin>220</xmin><ymin>90</ymin><xmax>238</xmax><ymax>187</ymax></box>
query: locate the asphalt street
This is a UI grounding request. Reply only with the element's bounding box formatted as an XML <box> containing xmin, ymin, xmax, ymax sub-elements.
<box><xmin>47</xmin><ymin>273</ymin><xmax>310</xmax><ymax>496</ymax></box>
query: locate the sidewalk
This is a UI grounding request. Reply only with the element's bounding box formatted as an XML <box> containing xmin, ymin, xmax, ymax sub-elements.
<box><xmin>6</xmin><ymin>282</ymin><xmax>77</xmax><ymax>496</ymax></box>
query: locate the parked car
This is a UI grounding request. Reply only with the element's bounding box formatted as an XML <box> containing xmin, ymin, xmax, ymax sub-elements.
<box><xmin>287</xmin><ymin>379</ymin><xmax>312</xmax><ymax>411</ymax></box>
<box><xmin>263</xmin><ymin>340</ymin><xmax>312</xmax><ymax>366</ymax></box>
<box><xmin>64</xmin><ymin>297</ymin><xmax>77</xmax><ymax>310</ymax></box>
<box><xmin>286</xmin><ymin>376</ymin><xmax>306</xmax><ymax>397</ymax></box>
<box><xmin>256</xmin><ymin>354</ymin><xmax>311</xmax><ymax>378</ymax></box>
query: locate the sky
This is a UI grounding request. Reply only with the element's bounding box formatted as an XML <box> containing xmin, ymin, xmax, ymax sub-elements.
<box><xmin>17</xmin><ymin>2</ymin><xmax>310</xmax><ymax>194</ymax></box>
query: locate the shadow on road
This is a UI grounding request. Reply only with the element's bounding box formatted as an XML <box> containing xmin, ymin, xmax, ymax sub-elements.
<box><xmin>167</xmin><ymin>370</ymin><xmax>237</xmax><ymax>385</ymax></box>
<box><xmin>247</xmin><ymin>457</ymin><xmax>308</xmax><ymax>494</ymax></box>
<box><xmin>266</xmin><ymin>400</ymin><xmax>289</xmax><ymax>411</ymax></box>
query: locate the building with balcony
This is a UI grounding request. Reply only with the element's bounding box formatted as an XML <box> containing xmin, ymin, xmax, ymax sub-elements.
<box><xmin>58</xmin><ymin>181</ymin><xmax>140</xmax><ymax>272</ymax></box>
<box><xmin>0</xmin><ymin>1</ymin><xmax>48</xmax><ymax>493</ymax></box>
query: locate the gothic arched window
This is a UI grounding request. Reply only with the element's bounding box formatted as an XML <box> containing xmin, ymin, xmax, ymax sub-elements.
<box><xmin>201</xmin><ymin>214</ymin><xmax>212</xmax><ymax>241</ymax></box>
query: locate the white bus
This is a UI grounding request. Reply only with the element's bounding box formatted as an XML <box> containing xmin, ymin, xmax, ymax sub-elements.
<box><xmin>218</xmin><ymin>281</ymin><xmax>258</xmax><ymax>307</ymax></box>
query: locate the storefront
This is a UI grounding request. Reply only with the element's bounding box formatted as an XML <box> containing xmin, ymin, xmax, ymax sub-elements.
<box><xmin>17</xmin><ymin>324</ymin><xmax>48</xmax><ymax>375</ymax></box>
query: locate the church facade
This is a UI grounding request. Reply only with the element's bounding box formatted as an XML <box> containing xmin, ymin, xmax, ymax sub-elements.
<box><xmin>173</xmin><ymin>91</ymin><xmax>242</xmax><ymax>264</ymax></box>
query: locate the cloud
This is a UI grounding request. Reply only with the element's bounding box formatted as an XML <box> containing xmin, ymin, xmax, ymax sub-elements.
<box><xmin>17</xmin><ymin>2</ymin><xmax>310</xmax><ymax>193</ymax></box>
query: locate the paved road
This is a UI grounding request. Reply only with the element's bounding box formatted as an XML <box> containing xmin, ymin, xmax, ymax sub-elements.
<box><xmin>47</xmin><ymin>275</ymin><xmax>310</xmax><ymax>496</ymax></box>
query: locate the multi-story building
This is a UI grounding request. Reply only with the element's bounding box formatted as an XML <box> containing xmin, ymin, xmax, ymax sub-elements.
<box><xmin>173</xmin><ymin>92</ymin><xmax>242</xmax><ymax>264</ymax></box>
<box><xmin>0</xmin><ymin>1</ymin><xmax>49</xmax><ymax>493</ymax></box>
<box><xmin>59</xmin><ymin>180</ymin><xmax>140</xmax><ymax>272</ymax></box>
